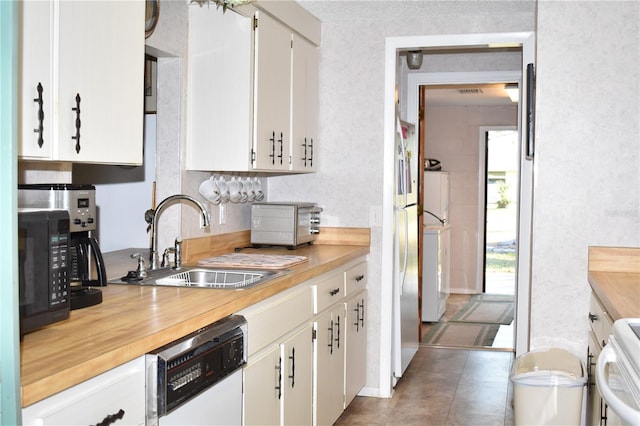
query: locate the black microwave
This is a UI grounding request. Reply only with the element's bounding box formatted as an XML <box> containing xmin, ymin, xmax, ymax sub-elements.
<box><xmin>18</xmin><ymin>209</ymin><xmax>71</xmax><ymax>335</ymax></box>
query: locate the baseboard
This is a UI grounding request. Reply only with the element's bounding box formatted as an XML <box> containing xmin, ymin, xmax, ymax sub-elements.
<box><xmin>356</xmin><ymin>386</ymin><xmax>392</xmax><ymax>399</ymax></box>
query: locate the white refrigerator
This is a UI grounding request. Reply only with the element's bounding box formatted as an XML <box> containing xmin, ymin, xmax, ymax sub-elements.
<box><xmin>422</xmin><ymin>171</ymin><xmax>450</xmax><ymax>322</ymax></box>
<box><xmin>422</xmin><ymin>227</ymin><xmax>450</xmax><ymax>322</ymax></box>
<box><xmin>392</xmin><ymin>118</ymin><xmax>419</xmax><ymax>385</ymax></box>
<box><xmin>423</xmin><ymin>171</ymin><xmax>449</xmax><ymax>226</ymax></box>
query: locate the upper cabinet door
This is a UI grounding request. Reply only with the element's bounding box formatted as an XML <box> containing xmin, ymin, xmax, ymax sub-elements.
<box><xmin>186</xmin><ymin>4</ymin><xmax>253</xmax><ymax>172</ymax></box>
<box><xmin>57</xmin><ymin>1</ymin><xmax>144</xmax><ymax>164</ymax></box>
<box><xmin>253</xmin><ymin>11</ymin><xmax>292</xmax><ymax>171</ymax></box>
<box><xmin>19</xmin><ymin>0</ymin><xmax>54</xmax><ymax>160</ymax></box>
<box><xmin>291</xmin><ymin>34</ymin><xmax>319</xmax><ymax>172</ymax></box>
<box><xmin>185</xmin><ymin>5</ymin><xmax>319</xmax><ymax>173</ymax></box>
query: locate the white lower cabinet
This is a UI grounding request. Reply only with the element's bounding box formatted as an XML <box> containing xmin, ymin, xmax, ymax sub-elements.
<box><xmin>315</xmin><ymin>303</ymin><xmax>346</xmax><ymax>426</ymax></box>
<box><xmin>243</xmin><ymin>323</ymin><xmax>313</xmax><ymax>426</ymax></box>
<box><xmin>282</xmin><ymin>324</ymin><xmax>314</xmax><ymax>425</ymax></box>
<box><xmin>244</xmin><ymin>343</ymin><xmax>283</xmax><ymax>425</ymax></box>
<box><xmin>313</xmin><ymin>260</ymin><xmax>368</xmax><ymax>425</ymax></box>
<box><xmin>22</xmin><ymin>357</ymin><xmax>145</xmax><ymax>426</ymax></box>
<box><xmin>241</xmin><ymin>257</ymin><xmax>367</xmax><ymax>426</ymax></box>
<box><xmin>587</xmin><ymin>291</ymin><xmax>616</xmax><ymax>426</ymax></box>
<box><xmin>345</xmin><ymin>291</ymin><xmax>367</xmax><ymax>407</ymax></box>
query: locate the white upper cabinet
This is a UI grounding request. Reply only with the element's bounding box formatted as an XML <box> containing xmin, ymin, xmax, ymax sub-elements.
<box><xmin>19</xmin><ymin>0</ymin><xmax>144</xmax><ymax>165</ymax></box>
<box><xmin>19</xmin><ymin>0</ymin><xmax>54</xmax><ymax>160</ymax></box>
<box><xmin>186</xmin><ymin>4</ymin><xmax>253</xmax><ymax>172</ymax></box>
<box><xmin>252</xmin><ymin>11</ymin><xmax>292</xmax><ymax>171</ymax></box>
<box><xmin>185</xmin><ymin>5</ymin><xmax>319</xmax><ymax>173</ymax></box>
<box><xmin>290</xmin><ymin>34</ymin><xmax>319</xmax><ymax>172</ymax></box>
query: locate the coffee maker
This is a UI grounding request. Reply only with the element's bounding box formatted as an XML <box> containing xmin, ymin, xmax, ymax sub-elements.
<box><xmin>18</xmin><ymin>184</ymin><xmax>107</xmax><ymax>309</ymax></box>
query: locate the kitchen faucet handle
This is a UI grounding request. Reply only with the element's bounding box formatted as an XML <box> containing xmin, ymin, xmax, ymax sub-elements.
<box><xmin>130</xmin><ymin>253</ymin><xmax>148</xmax><ymax>278</ymax></box>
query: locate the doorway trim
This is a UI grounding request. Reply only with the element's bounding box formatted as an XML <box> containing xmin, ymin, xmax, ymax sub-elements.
<box><xmin>406</xmin><ymin>71</ymin><xmax>520</xmax><ymax>125</ymax></box>
<box><xmin>382</xmin><ymin>31</ymin><xmax>535</xmax><ymax>397</ymax></box>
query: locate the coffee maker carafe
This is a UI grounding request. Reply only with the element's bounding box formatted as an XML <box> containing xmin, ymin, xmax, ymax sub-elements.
<box><xmin>18</xmin><ymin>184</ymin><xmax>107</xmax><ymax>309</ymax></box>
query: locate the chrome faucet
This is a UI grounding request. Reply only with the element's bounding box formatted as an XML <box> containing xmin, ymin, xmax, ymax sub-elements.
<box><xmin>149</xmin><ymin>194</ymin><xmax>210</xmax><ymax>270</ymax></box>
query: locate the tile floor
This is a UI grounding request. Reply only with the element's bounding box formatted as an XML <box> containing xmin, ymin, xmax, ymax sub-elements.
<box><xmin>335</xmin><ymin>347</ymin><xmax>515</xmax><ymax>425</ymax></box>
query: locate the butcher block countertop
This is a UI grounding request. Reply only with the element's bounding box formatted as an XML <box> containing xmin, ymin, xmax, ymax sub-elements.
<box><xmin>588</xmin><ymin>246</ymin><xmax>640</xmax><ymax>321</ymax></box>
<box><xmin>20</xmin><ymin>228</ymin><xmax>370</xmax><ymax>408</ymax></box>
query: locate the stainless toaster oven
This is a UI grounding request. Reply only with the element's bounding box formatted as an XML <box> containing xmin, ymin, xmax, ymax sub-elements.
<box><xmin>251</xmin><ymin>202</ymin><xmax>322</xmax><ymax>248</ymax></box>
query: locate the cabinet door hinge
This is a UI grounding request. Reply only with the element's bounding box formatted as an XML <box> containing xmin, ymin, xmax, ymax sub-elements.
<box><xmin>312</xmin><ymin>328</ymin><xmax>317</xmax><ymax>341</ymax></box>
<box><xmin>251</xmin><ymin>148</ymin><xmax>256</xmax><ymax>165</ymax></box>
<box><xmin>253</xmin><ymin>16</ymin><xmax>258</xmax><ymax>30</ymax></box>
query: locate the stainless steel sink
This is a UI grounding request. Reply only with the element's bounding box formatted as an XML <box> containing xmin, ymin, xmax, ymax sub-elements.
<box><xmin>110</xmin><ymin>267</ymin><xmax>289</xmax><ymax>290</ymax></box>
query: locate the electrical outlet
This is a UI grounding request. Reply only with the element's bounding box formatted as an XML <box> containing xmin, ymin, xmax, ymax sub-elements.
<box><xmin>219</xmin><ymin>203</ymin><xmax>226</xmax><ymax>225</ymax></box>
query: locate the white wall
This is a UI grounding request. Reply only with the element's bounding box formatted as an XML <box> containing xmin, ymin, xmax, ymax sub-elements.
<box><xmin>531</xmin><ymin>1</ymin><xmax>640</xmax><ymax>355</ymax></box>
<box><xmin>269</xmin><ymin>4</ymin><xmax>536</xmax><ymax>394</ymax></box>
<box><xmin>76</xmin><ymin>115</ymin><xmax>157</xmax><ymax>252</ymax></box>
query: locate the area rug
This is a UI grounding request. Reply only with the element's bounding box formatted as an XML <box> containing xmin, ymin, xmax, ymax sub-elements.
<box><xmin>422</xmin><ymin>321</ymin><xmax>501</xmax><ymax>347</ymax></box>
<box><xmin>449</xmin><ymin>294</ymin><xmax>514</xmax><ymax>325</ymax></box>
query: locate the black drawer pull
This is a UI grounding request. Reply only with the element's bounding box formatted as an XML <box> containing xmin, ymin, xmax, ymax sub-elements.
<box><xmin>330</xmin><ymin>288</ymin><xmax>340</xmax><ymax>296</ymax></box>
<box><xmin>268</xmin><ymin>131</ymin><xmax>276</xmax><ymax>165</ymax></box>
<box><xmin>94</xmin><ymin>409</ymin><xmax>124</xmax><ymax>426</ymax></box>
<box><xmin>328</xmin><ymin>319</ymin><xmax>334</xmax><ymax>354</ymax></box>
<box><xmin>33</xmin><ymin>82</ymin><xmax>44</xmax><ymax>148</ymax></box>
<box><xmin>71</xmin><ymin>93</ymin><xmax>81</xmax><ymax>153</ymax></box>
<box><xmin>288</xmin><ymin>347</ymin><xmax>296</xmax><ymax>388</ymax></box>
<box><xmin>355</xmin><ymin>274</ymin><xmax>365</xmax><ymax>282</ymax></box>
<box><xmin>275</xmin><ymin>356</ymin><xmax>282</xmax><ymax>399</ymax></box>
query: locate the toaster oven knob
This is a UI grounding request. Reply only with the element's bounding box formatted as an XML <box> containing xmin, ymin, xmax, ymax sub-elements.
<box><xmin>310</xmin><ymin>228</ymin><xmax>320</xmax><ymax>234</ymax></box>
<box><xmin>310</xmin><ymin>217</ymin><xmax>320</xmax><ymax>225</ymax></box>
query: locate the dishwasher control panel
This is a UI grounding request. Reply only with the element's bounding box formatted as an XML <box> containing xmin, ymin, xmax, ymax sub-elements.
<box><xmin>147</xmin><ymin>315</ymin><xmax>247</xmax><ymax>418</ymax></box>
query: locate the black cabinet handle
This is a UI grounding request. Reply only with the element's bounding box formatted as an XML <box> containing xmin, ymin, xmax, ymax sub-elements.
<box><xmin>588</xmin><ymin>312</ymin><xmax>598</xmax><ymax>323</ymax></box>
<box><xmin>275</xmin><ymin>356</ymin><xmax>282</xmax><ymax>399</ymax></box>
<box><xmin>94</xmin><ymin>409</ymin><xmax>125</xmax><ymax>426</ymax></box>
<box><xmin>359</xmin><ymin>298</ymin><xmax>365</xmax><ymax>328</ymax></box>
<box><xmin>309</xmin><ymin>137</ymin><xmax>313</xmax><ymax>167</ymax></box>
<box><xmin>33</xmin><ymin>82</ymin><xmax>44</xmax><ymax>148</ymax></box>
<box><xmin>335</xmin><ymin>315</ymin><xmax>340</xmax><ymax>349</ymax></box>
<box><xmin>71</xmin><ymin>93</ymin><xmax>81</xmax><ymax>153</ymax></box>
<box><xmin>586</xmin><ymin>349</ymin><xmax>595</xmax><ymax>388</ymax></box>
<box><xmin>288</xmin><ymin>347</ymin><xmax>296</xmax><ymax>388</ymax></box>
<box><xmin>355</xmin><ymin>274</ymin><xmax>365</xmax><ymax>282</ymax></box>
<box><xmin>302</xmin><ymin>137</ymin><xmax>308</xmax><ymax>167</ymax></box>
<box><xmin>330</xmin><ymin>288</ymin><xmax>340</xmax><ymax>296</ymax></box>
<box><xmin>353</xmin><ymin>304</ymin><xmax>360</xmax><ymax>332</ymax></box>
<box><xmin>269</xmin><ymin>131</ymin><xmax>276</xmax><ymax>165</ymax></box>
<box><xmin>277</xmin><ymin>132</ymin><xmax>283</xmax><ymax>165</ymax></box>
<box><xmin>328</xmin><ymin>319</ymin><xmax>334</xmax><ymax>354</ymax></box>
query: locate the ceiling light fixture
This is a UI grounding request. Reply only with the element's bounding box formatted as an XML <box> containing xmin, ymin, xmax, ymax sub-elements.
<box><xmin>504</xmin><ymin>83</ymin><xmax>519</xmax><ymax>103</ymax></box>
<box><xmin>406</xmin><ymin>51</ymin><xmax>423</xmax><ymax>70</ymax></box>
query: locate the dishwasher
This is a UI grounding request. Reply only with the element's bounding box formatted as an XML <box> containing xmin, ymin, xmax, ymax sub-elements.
<box><xmin>145</xmin><ymin>315</ymin><xmax>247</xmax><ymax>426</ymax></box>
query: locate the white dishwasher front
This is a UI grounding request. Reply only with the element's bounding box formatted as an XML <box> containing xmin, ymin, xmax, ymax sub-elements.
<box><xmin>158</xmin><ymin>369</ymin><xmax>242</xmax><ymax>425</ymax></box>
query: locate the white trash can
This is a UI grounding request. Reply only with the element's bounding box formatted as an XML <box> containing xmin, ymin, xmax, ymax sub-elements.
<box><xmin>510</xmin><ymin>348</ymin><xmax>586</xmax><ymax>425</ymax></box>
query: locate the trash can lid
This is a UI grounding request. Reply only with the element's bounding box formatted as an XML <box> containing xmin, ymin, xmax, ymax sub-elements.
<box><xmin>510</xmin><ymin>348</ymin><xmax>586</xmax><ymax>387</ymax></box>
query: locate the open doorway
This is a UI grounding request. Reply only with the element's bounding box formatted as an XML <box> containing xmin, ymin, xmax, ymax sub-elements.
<box><xmin>419</xmin><ymin>84</ymin><xmax>517</xmax><ymax>351</ymax></box>
<box><xmin>482</xmin><ymin>128</ymin><xmax>518</xmax><ymax>296</ymax></box>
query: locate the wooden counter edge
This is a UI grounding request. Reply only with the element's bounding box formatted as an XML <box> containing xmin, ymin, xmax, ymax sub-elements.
<box><xmin>588</xmin><ymin>246</ymin><xmax>640</xmax><ymax>273</ymax></box>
